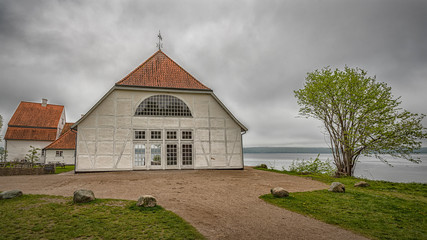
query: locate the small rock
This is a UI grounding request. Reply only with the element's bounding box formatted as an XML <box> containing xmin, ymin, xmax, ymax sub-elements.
<box><xmin>354</xmin><ymin>181</ymin><xmax>370</xmax><ymax>187</ymax></box>
<box><xmin>329</xmin><ymin>182</ymin><xmax>345</xmax><ymax>193</ymax></box>
<box><xmin>270</xmin><ymin>187</ymin><xmax>289</xmax><ymax>198</ymax></box>
<box><xmin>0</xmin><ymin>190</ymin><xmax>23</xmax><ymax>199</ymax></box>
<box><xmin>137</xmin><ymin>195</ymin><xmax>157</xmax><ymax>207</ymax></box>
<box><xmin>73</xmin><ymin>189</ymin><xmax>95</xmax><ymax>203</ymax></box>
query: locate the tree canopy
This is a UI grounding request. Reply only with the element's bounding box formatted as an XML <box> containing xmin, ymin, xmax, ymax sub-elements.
<box><xmin>294</xmin><ymin>66</ymin><xmax>427</xmax><ymax>176</ymax></box>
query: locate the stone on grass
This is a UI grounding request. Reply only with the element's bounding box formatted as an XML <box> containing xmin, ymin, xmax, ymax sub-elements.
<box><xmin>0</xmin><ymin>190</ymin><xmax>23</xmax><ymax>199</ymax></box>
<box><xmin>137</xmin><ymin>195</ymin><xmax>157</xmax><ymax>207</ymax></box>
<box><xmin>73</xmin><ymin>189</ymin><xmax>95</xmax><ymax>203</ymax></box>
<box><xmin>354</xmin><ymin>181</ymin><xmax>370</xmax><ymax>187</ymax></box>
<box><xmin>329</xmin><ymin>182</ymin><xmax>345</xmax><ymax>193</ymax></box>
<box><xmin>270</xmin><ymin>187</ymin><xmax>289</xmax><ymax>198</ymax></box>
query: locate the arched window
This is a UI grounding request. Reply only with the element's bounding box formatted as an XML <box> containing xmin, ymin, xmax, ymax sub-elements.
<box><xmin>135</xmin><ymin>95</ymin><xmax>192</xmax><ymax>117</ymax></box>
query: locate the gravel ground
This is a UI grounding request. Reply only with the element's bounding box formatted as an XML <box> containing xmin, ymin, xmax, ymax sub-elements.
<box><xmin>0</xmin><ymin>167</ymin><xmax>367</xmax><ymax>240</ymax></box>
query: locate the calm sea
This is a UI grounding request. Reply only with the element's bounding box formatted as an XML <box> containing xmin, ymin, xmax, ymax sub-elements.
<box><xmin>244</xmin><ymin>153</ymin><xmax>427</xmax><ymax>183</ymax></box>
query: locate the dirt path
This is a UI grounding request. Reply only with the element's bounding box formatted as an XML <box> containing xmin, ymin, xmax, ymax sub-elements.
<box><xmin>0</xmin><ymin>167</ymin><xmax>367</xmax><ymax>239</ymax></box>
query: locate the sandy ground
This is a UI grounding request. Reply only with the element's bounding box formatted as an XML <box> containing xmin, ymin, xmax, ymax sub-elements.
<box><xmin>0</xmin><ymin>167</ymin><xmax>367</xmax><ymax>240</ymax></box>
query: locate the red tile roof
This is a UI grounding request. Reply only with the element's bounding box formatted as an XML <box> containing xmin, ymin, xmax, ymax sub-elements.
<box><xmin>116</xmin><ymin>50</ymin><xmax>211</xmax><ymax>90</ymax></box>
<box><xmin>60</xmin><ymin>123</ymin><xmax>74</xmax><ymax>136</ymax></box>
<box><xmin>4</xmin><ymin>127</ymin><xmax>58</xmax><ymax>141</ymax></box>
<box><xmin>8</xmin><ymin>102</ymin><xmax>64</xmax><ymax>128</ymax></box>
<box><xmin>44</xmin><ymin>129</ymin><xmax>77</xmax><ymax>150</ymax></box>
<box><xmin>5</xmin><ymin>101</ymin><xmax>64</xmax><ymax>141</ymax></box>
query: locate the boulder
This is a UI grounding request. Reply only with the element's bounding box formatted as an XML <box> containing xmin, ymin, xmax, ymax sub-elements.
<box><xmin>354</xmin><ymin>181</ymin><xmax>370</xmax><ymax>187</ymax></box>
<box><xmin>328</xmin><ymin>182</ymin><xmax>345</xmax><ymax>193</ymax></box>
<box><xmin>73</xmin><ymin>189</ymin><xmax>95</xmax><ymax>203</ymax></box>
<box><xmin>137</xmin><ymin>195</ymin><xmax>157</xmax><ymax>207</ymax></box>
<box><xmin>0</xmin><ymin>190</ymin><xmax>23</xmax><ymax>199</ymax></box>
<box><xmin>270</xmin><ymin>187</ymin><xmax>289</xmax><ymax>198</ymax></box>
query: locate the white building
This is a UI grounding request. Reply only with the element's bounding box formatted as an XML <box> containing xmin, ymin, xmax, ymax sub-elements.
<box><xmin>73</xmin><ymin>50</ymin><xmax>247</xmax><ymax>172</ymax></box>
<box><xmin>4</xmin><ymin>99</ymin><xmax>66</xmax><ymax>162</ymax></box>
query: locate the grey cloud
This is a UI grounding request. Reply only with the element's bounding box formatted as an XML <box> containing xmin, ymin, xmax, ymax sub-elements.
<box><xmin>1</xmin><ymin>0</ymin><xmax>426</xmax><ymax>147</ymax></box>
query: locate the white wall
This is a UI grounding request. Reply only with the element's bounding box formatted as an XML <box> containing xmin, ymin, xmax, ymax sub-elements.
<box><xmin>56</xmin><ymin>110</ymin><xmax>66</xmax><ymax>138</ymax></box>
<box><xmin>76</xmin><ymin>89</ymin><xmax>244</xmax><ymax>172</ymax></box>
<box><xmin>5</xmin><ymin>140</ymin><xmax>51</xmax><ymax>163</ymax></box>
<box><xmin>45</xmin><ymin>149</ymin><xmax>75</xmax><ymax>165</ymax></box>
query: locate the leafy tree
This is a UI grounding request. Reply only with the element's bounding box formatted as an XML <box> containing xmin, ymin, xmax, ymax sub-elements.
<box><xmin>294</xmin><ymin>66</ymin><xmax>427</xmax><ymax>176</ymax></box>
<box><xmin>25</xmin><ymin>146</ymin><xmax>41</xmax><ymax>164</ymax></box>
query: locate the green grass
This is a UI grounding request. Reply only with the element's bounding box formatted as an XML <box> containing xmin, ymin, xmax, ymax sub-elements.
<box><xmin>255</xmin><ymin>167</ymin><xmax>427</xmax><ymax>240</ymax></box>
<box><xmin>54</xmin><ymin>165</ymin><xmax>75</xmax><ymax>174</ymax></box>
<box><xmin>0</xmin><ymin>194</ymin><xmax>205</xmax><ymax>240</ymax></box>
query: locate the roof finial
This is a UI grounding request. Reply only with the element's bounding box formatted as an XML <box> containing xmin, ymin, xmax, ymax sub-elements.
<box><xmin>156</xmin><ymin>30</ymin><xmax>163</xmax><ymax>50</ymax></box>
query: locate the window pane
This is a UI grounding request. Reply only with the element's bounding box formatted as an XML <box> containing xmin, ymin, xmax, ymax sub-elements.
<box><xmin>134</xmin><ymin>144</ymin><xmax>145</xmax><ymax>166</ymax></box>
<box><xmin>182</xmin><ymin>131</ymin><xmax>192</xmax><ymax>140</ymax></box>
<box><xmin>182</xmin><ymin>144</ymin><xmax>193</xmax><ymax>165</ymax></box>
<box><xmin>151</xmin><ymin>144</ymin><xmax>161</xmax><ymax>165</ymax></box>
<box><xmin>167</xmin><ymin>144</ymin><xmax>178</xmax><ymax>166</ymax></box>
<box><xmin>134</xmin><ymin>131</ymin><xmax>145</xmax><ymax>140</ymax></box>
<box><xmin>166</xmin><ymin>131</ymin><xmax>177</xmax><ymax>140</ymax></box>
<box><xmin>151</xmin><ymin>131</ymin><xmax>162</xmax><ymax>139</ymax></box>
<box><xmin>135</xmin><ymin>95</ymin><xmax>192</xmax><ymax>117</ymax></box>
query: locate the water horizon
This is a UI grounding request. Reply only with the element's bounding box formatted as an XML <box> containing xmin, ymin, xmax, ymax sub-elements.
<box><xmin>244</xmin><ymin>153</ymin><xmax>427</xmax><ymax>183</ymax></box>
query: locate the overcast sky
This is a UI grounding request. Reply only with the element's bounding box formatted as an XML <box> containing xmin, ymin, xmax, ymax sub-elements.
<box><xmin>1</xmin><ymin>0</ymin><xmax>426</xmax><ymax>148</ymax></box>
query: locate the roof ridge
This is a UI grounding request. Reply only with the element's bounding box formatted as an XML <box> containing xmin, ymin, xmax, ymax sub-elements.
<box><xmin>20</xmin><ymin>101</ymin><xmax>65</xmax><ymax>107</ymax></box>
<box><xmin>116</xmin><ymin>50</ymin><xmax>162</xmax><ymax>85</ymax></box>
<box><xmin>160</xmin><ymin>51</ymin><xmax>211</xmax><ymax>90</ymax></box>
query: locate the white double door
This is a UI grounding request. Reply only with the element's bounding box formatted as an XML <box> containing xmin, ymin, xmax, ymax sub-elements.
<box><xmin>134</xmin><ymin>142</ymin><xmax>192</xmax><ymax>170</ymax></box>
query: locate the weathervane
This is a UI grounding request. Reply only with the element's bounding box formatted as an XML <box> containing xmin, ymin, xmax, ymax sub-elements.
<box><xmin>156</xmin><ymin>30</ymin><xmax>163</xmax><ymax>50</ymax></box>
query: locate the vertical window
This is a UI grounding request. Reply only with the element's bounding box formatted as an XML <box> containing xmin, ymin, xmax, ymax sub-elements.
<box><xmin>166</xmin><ymin>131</ymin><xmax>177</xmax><ymax>140</ymax></box>
<box><xmin>166</xmin><ymin>144</ymin><xmax>178</xmax><ymax>166</ymax></box>
<box><xmin>182</xmin><ymin>131</ymin><xmax>192</xmax><ymax>140</ymax></box>
<box><xmin>134</xmin><ymin>144</ymin><xmax>145</xmax><ymax>166</ymax></box>
<box><xmin>41</xmin><ymin>149</ymin><xmax>46</xmax><ymax>156</ymax></box>
<box><xmin>134</xmin><ymin>131</ymin><xmax>145</xmax><ymax>140</ymax></box>
<box><xmin>55</xmin><ymin>151</ymin><xmax>63</xmax><ymax>157</ymax></box>
<box><xmin>182</xmin><ymin>144</ymin><xmax>193</xmax><ymax>165</ymax></box>
<box><xmin>151</xmin><ymin>144</ymin><xmax>162</xmax><ymax>165</ymax></box>
<box><xmin>151</xmin><ymin>131</ymin><xmax>162</xmax><ymax>140</ymax></box>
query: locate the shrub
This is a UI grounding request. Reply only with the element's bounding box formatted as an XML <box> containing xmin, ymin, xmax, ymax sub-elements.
<box><xmin>288</xmin><ymin>154</ymin><xmax>335</xmax><ymax>175</ymax></box>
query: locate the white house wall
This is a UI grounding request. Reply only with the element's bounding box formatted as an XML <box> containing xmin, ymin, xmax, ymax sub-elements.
<box><xmin>76</xmin><ymin>89</ymin><xmax>243</xmax><ymax>172</ymax></box>
<box><xmin>6</xmin><ymin>140</ymin><xmax>51</xmax><ymax>162</ymax></box>
<box><xmin>45</xmin><ymin>149</ymin><xmax>75</xmax><ymax>165</ymax></box>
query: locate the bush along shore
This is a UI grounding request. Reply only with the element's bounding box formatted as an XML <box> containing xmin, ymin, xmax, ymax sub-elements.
<box><xmin>0</xmin><ymin>193</ymin><xmax>205</xmax><ymax>240</ymax></box>
<box><xmin>255</xmin><ymin>167</ymin><xmax>427</xmax><ymax>240</ymax></box>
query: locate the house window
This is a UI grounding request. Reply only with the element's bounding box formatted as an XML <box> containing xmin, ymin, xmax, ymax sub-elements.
<box><xmin>166</xmin><ymin>131</ymin><xmax>177</xmax><ymax>140</ymax></box>
<box><xmin>166</xmin><ymin>144</ymin><xmax>178</xmax><ymax>166</ymax></box>
<box><xmin>134</xmin><ymin>144</ymin><xmax>145</xmax><ymax>166</ymax></box>
<box><xmin>55</xmin><ymin>151</ymin><xmax>63</xmax><ymax>157</ymax></box>
<box><xmin>135</xmin><ymin>95</ymin><xmax>192</xmax><ymax>117</ymax></box>
<box><xmin>182</xmin><ymin>144</ymin><xmax>193</xmax><ymax>165</ymax></box>
<box><xmin>151</xmin><ymin>144</ymin><xmax>162</xmax><ymax>165</ymax></box>
<box><xmin>41</xmin><ymin>150</ymin><xmax>46</xmax><ymax>156</ymax></box>
<box><xmin>135</xmin><ymin>131</ymin><xmax>145</xmax><ymax>140</ymax></box>
<box><xmin>151</xmin><ymin>131</ymin><xmax>162</xmax><ymax>140</ymax></box>
<box><xmin>182</xmin><ymin>131</ymin><xmax>192</xmax><ymax>140</ymax></box>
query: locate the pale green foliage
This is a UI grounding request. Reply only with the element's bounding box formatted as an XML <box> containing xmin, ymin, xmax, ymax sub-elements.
<box><xmin>294</xmin><ymin>66</ymin><xmax>427</xmax><ymax>176</ymax></box>
<box><xmin>0</xmin><ymin>148</ymin><xmax>6</xmax><ymax>162</ymax></box>
<box><xmin>288</xmin><ymin>154</ymin><xmax>335</xmax><ymax>175</ymax></box>
<box><xmin>25</xmin><ymin>145</ymin><xmax>41</xmax><ymax>163</ymax></box>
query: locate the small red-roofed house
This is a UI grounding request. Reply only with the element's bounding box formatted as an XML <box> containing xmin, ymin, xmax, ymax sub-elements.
<box><xmin>72</xmin><ymin>50</ymin><xmax>247</xmax><ymax>172</ymax></box>
<box><xmin>43</xmin><ymin>127</ymin><xmax>76</xmax><ymax>165</ymax></box>
<box><xmin>4</xmin><ymin>99</ymin><xmax>66</xmax><ymax>162</ymax></box>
